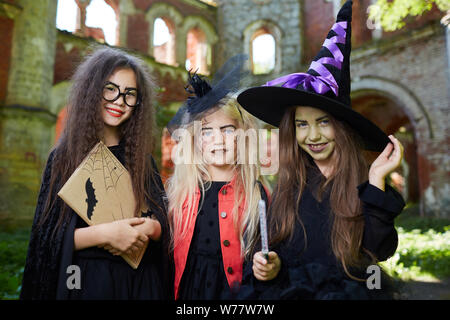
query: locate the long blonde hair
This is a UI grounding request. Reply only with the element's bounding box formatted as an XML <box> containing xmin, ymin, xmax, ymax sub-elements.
<box><xmin>166</xmin><ymin>95</ymin><xmax>265</xmax><ymax>259</ymax></box>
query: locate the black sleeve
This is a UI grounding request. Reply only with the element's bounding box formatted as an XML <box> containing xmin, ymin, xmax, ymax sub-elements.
<box><xmin>145</xmin><ymin>156</ymin><xmax>174</xmax><ymax>300</ymax></box>
<box><xmin>147</xmin><ymin>156</ymin><xmax>170</xmax><ymax>238</ymax></box>
<box><xmin>358</xmin><ymin>181</ymin><xmax>405</xmax><ymax>262</ymax></box>
<box><xmin>55</xmin><ymin>213</ymin><xmax>77</xmax><ymax>300</ymax></box>
<box><xmin>21</xmin><ymin>150</ymin><xmax>69</xmax><ymax>300</ymax></box>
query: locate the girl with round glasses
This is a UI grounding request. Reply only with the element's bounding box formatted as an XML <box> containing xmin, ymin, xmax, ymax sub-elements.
<box><xmin>102</xmin><ymin>81</ymin><xmax>140</xmax><ymax>108</ymax></box>
<box><xmin>21</xmin><ymin>47</ymin><xmax>173</xmax><ymax>300</ymax></box>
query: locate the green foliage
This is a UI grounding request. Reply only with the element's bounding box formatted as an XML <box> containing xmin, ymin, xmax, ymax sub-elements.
<box><xmin>253</xmin><ymin>62</ymin><xmax>274</xmax><ymax>75</ymax></box>
<box><xmin>368</xmin><ymin>0</ymin><xmax>450</xmax><ymax>31</ymax></box>
<box><xmin>152</xmin><ymin>95</ymin><xmax>177</xmax><ymax>167</ymax></box>
<box><xmin>0</xmin><ymin>228</ymin><xmax>30</xmax><ymax>299</ymax></box>
<box><xmin>154</xmin><ymin>100</ymin><xmax>176</xmax><ymax>130</ymax></box>
<box><xmin>395</xmin><ymin>212</ymin><xmax>450</xmax><ymax>233</ymax></box>
<box><xmin>381</xmin><ymin>215</ymin><xmax>450</xmax><ymax>281</ymax></box>
<box><xmin>0</xmin><ymin>214</ymin><xmax>448</xmax><ymax>299</ymax></box>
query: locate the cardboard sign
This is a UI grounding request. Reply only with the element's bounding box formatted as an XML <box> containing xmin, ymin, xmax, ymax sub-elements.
<box><xmin>58</xmin><ymin>141</ymin><xmax>148</xmax><ymax>269</ymax></box>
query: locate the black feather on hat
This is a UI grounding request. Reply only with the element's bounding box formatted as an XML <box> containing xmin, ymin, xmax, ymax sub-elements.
<box><xmin>167</xmin><ymin>54</ymin><xmax>248</xmax><ymax>136</ymax></box>
<box><xmin>237</xmin><ymin>0</ymin><xmax>389</xmax><ymax>152</ymax></box>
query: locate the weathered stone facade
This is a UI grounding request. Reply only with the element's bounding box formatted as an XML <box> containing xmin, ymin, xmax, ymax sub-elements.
<box><xmin>0</xmin><ymin>0</ymin><xmax>448</xmax><ymax>228</ymax></box>
<box><xmin>217</xmin><ymin>0</ymin><xmax>302</xmax><ymax>86</ymax></box>
<box><xmin>351</xmin><ymin>23</ymin><xmax>449</xmax><ymax>218</ymax></box>
<box><xmin>0</xmin><ymin>0</ymin><xmax>58</xmax><ymax>227</ymax></box>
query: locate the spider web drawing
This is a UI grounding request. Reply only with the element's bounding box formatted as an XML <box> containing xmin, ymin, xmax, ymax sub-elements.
<box><xmin>62</xmin><ymin>142</ymin><xmax>144</xmax><ymax>268</ymax></box>
<box><xmin>82</xmin><ymin>143</ymin><xmax>125</xmax><ymax>191</ymax></box>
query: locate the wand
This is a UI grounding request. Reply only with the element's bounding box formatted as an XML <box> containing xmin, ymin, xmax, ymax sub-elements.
<box><xmin>258</xmin><ymin>200</ymin><xmax>269</xmax><ymax>261</ymax></box>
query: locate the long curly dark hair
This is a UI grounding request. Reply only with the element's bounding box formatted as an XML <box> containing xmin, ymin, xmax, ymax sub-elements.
<box><xmin>39</xmin><ymin>46</ymin><xmax>158</xmax><ymax>231</ymax></box>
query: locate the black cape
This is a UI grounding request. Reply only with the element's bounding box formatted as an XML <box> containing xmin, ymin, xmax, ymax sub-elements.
<box><xmin>20</xmin><ymin>144</ymin><xmax>174</xmax><ymax>300</ymax></box>
<box><xmin>238</xmin><ymin>157</ymin><xmax>405</xmax><ymax>300</ymax></box>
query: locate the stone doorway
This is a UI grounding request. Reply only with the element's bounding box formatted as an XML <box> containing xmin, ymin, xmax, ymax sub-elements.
<box><xmin>352</xmin><ymin>93</ymin><xmax>420</xmax><ymax>204</ymax></box>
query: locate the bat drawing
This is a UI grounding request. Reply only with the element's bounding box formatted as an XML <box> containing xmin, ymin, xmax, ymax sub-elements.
<box><xmin>58</xmin><ymin>142</ymin><xmax>146</xmax><ymax>269</ymax></box>
<box><xmin>85</xmin><ymin>178</ymin><xmax>98</xmax><ymax>220</ymax></box>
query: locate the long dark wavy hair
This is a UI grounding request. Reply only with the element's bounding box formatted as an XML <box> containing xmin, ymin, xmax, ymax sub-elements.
<box><xmin>269</xmin><ymin>106</ymin><xmax>376</xmax><ymax>279</ymax></box>
<box><xmin>38</xmin><ymin>46</ymin><xmax>158</xmax><ymax>232</ymax></box>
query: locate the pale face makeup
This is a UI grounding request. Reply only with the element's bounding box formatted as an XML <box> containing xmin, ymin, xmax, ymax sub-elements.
<box><xmin>295</xmin><ymin>106</ymin><xmax>336</xmax><ymax>173</ymax></box>
<box><xmin>200</xmin><ymin>109</ymin><xmax>238</xmax><ymax>175</ymax></box>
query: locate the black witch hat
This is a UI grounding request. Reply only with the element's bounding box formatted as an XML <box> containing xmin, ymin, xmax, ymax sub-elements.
<box><xmin>167</xmin><ymin>54</ymin><xmax>248</xmax><ymax>136</ymax></box>
<box><xmin>237</xmin><ymin>0</ymin><xmax>389</xmax><ymax>151</ymax></box>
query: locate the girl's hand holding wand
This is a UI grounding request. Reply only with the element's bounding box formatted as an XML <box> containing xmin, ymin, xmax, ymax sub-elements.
<box><xmin>252</xmin><ymin>251</ymin><xmax>281</xmax><ymax>281</ymax></box>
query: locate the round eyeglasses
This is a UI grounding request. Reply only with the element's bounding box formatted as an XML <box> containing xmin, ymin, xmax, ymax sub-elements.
<box><xmin>102</xmin><ymin>81</ymin><xmax>140</xmax><ymax>107</ymax></box>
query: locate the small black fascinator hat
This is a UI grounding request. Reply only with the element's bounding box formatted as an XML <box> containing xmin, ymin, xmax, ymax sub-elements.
<box><xmin>167</xmin><ymin>54</ymin><xmax>249</xmax><ymax>136</ymax></box>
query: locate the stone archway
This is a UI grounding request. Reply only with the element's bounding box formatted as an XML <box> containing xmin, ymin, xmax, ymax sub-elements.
<box><xmin>243</xmin><ymin>19</ymin><xmax>283</xmax><ymax>75</ymax></box>
<box><xmin>145</xmin><ymin>2</ymin><xmax>183</xmax><ymax>65</ymax></box>
<box><xmin>179</xmin><ymin>16</ymin><xmax>218</xmax><ymax>74</ymax></box>
<box><xmin>352</xmin><ymin>75</ymin><xmax>433</xmax><ymax>139</ymax></box>
<box><xmin>352</xmin><ymin>75</ymin><xmax>434</xmax><ymax>212</ymax></box>
<box><xmin>352</xmin><ymin>93</ymin><xmax>419</xmax><ymax>203</ymax></box>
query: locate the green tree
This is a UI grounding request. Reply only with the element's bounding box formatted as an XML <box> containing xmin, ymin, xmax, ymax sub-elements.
<box><xmin>368</xmin><ymin>0</ymin><xmax>450</xmax><ymax>31</ymax></box>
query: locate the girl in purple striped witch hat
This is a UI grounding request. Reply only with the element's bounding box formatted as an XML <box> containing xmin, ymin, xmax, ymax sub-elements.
<box><xmin>237</xmin><ymin>0</ymin><xmax>405</xmax><ymax>300</ymax></box>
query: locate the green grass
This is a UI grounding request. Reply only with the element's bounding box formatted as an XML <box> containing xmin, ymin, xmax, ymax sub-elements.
<box><xmin>381</xmin><ymin>210</ymin><xmax>450</xmax><ymax>282</ymax></box>
<box><xmin>0</xmin><ymin>206</ymin><xmax>449</xmax><ymax>299</ymax></box>
<box><xmin>0</xmin><ymin>228</ymin><xmax>30</xmax><ymax>299</ymax></box>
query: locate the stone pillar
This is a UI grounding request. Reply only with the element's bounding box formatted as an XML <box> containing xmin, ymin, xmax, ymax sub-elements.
<box><xmin>0</xmin><ymin>0</ymin><xmax>58</xmax><ymax>228</ymax></box>
<box><xmin>75</xmin><ymin>0</ymin><xmax>92</xmax><ymax>36</ymax></box>
<box><xmin>118</xmin><ymin>0</ymin><xmax>136</xmax><ymax>47</ymax></box>
<box><xmin>442</xmin><ymin>12</ymin><xmax>450</xmax><ymax>95</ymax></box>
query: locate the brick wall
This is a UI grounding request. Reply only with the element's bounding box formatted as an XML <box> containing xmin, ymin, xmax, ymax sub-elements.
<box><xmin>351</xmin><ymin>26</ymin><xmax>449</xmax><ymax>216</ymax></box>
<box><xmin>133</xmin><ymin>0</ymin><xmax>216</xmax><ymax>25</ymax></box>
<box><xmin>155</xmin><ymin>70</ymin><xmax>188</xmax><ymax>105</ymax></box>
<box><xmin>352</xmin><ymin>0</ymin><xmax>372</xmax><ymax>47</ymax></box>
<box><xmin>53</xmin><ymin>34</ymin><xmax>85</xmax><ymax>84</ymax></box>
<box><xmin>302</xmin><ymin>0</ymin><xmax>334</xmax><ymax>64</ymax></box>
<box><xmin>302</xmin><ymin>0</ymin><xmax>446</xmax><ymax>62</ymax></box>
<box><xmin>127</xmin><ymin>13</ymin><xmax>149</xmax><ymax>53</ymax></box>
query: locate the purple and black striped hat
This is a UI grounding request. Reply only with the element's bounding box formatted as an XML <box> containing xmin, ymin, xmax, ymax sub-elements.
<box><xmin>237</xmin><ymin>0</ymin><xmax>389</xmax><ymax>151</ymax></box>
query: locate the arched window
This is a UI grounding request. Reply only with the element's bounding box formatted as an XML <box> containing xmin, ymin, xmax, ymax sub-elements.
<box><xmin>56</xmin><ymin>0</ymin><xmax>78</xmax><ymax>32</ymax></box>
<box><xmin>243</xmin><ymin>20</ymin><xmax>281</xmax><ymax>76</ymax></box>
<box><xmin>186</xmin><ymin>27</ymin><xmax>210</xmax><ymax>75</ymax></box>
<box><xmin>85</xmin><ymin>0</ymin><xmax>118</xmax><ymax>45</ymax></box>
<box><xmin>251</xmin><ymin>29</ymin><xmax>275</xmax><ymax>75</ymax></box>
<box><xmin>153</xmin><ymin>17</ymin><xmax>176</xmax><ymax>66</ymax></box>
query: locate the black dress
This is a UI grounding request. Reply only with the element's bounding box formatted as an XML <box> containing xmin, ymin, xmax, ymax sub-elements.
<box><xmin>178</xmin><ymin>181</ymin><xmax>230</xmax><ymax>300</ymax></box>
<box><xmin>239</xmin><ymin>158</ymin><xmax>405</xmax><ymax>300</ymax></box>
<box><xmin>20</xmin><ymin>143</ymin><xmax>174</xmax><ymax>300</ymax></box>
